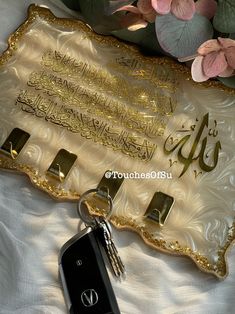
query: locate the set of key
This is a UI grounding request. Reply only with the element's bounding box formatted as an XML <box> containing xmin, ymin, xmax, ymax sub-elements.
<box><xmin>59</xmin><ymin>188</ymin><xmax>125</xmax><ymax>314</ymax></box>
<box><xmin>94</xmin><ymin>217</ymin><xmax>125</xmax><ymax>278</ymax></box>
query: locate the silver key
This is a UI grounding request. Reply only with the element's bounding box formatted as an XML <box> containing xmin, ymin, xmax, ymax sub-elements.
<box><xmin>96</xmin><ymin>218</ymin><xmax>125</xmax><ymax>278</ymax></box>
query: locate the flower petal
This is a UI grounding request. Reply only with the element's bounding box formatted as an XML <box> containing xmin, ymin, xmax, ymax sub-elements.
<box><xmin>151</xmin><ymin>0</ymin><xmax>172</xmax><ymax>14</ymax></box>
<box><xmin>191</xmin><ymin>55</ymin><xmax>209</xmax><ymax>82</ymax></box>
<box><xmin>137</xmin><ymin>0</ymin><xmax>153</xmax><ymax>14</ymax></box>
<box><xmin>219</xmin><ymin>66</ymin><xmax>234</xmax><ymax>77</ymax></box>
<box><xmin>171</xmin><ymin>0</ymin><xmax>195</xmax><ymax>21</ymax></box>
<box><xmin>195</xmin><ymin>0</ymin><xmax>217</xmax><ymax>19</ymax></box>
<box><xmin>106</xmin><ymin>0</ymin><xmax>135</xmax><ymax>15</ymax></box>
<box><xmin>225</xmin><ymin>47</ymin><xmax>235</xmax><ymax>69</ymax></box>
<box><xmin>127</xmin><ymin>19</ymin><xmax>148</xmax><ymax>31</ymax></box>
<box><xmin>178</xmin><ymin>54</ymin><xmax>199</xmax><ymax>62</ymax></box>
<box><xmin>120</xmin><ymin>13</ymin><xmax>148</xmax><ymax>30</ymax></box>
<box><xmin>218</xmin><ymin>37</ymin><xmax>235</xmax><ymax>49</ymax></box>
<box><xmin>144</xmin><ymin>11</ymin><xmax>157</xmax><ymax>22</ymax></box>
<box><xmin>198</xmin><ymin>39</ymin><xmax>221</xmax><ymax>55</ymax></box>
<box><xmin>203</xmin><ymin>51</ymin><xmax>228</xmax><ymax>77</ymax></box>
<box><xmin>115</xmin><ymin>5</ymin><xmax>140</xmax><ymax>14</ymax></box>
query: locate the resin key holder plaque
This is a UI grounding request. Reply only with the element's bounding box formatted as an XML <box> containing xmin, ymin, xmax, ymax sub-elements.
<box><xmin>0</xmin><ymin>5</ymin><xmax>235</xmax><ymax>279</ymax></box>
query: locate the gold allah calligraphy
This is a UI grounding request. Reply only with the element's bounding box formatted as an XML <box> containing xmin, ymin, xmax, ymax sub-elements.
<box><xmin>164</xmin><ymin>113</ymin><xmax>221</xmax><ymax>177</ymax></box>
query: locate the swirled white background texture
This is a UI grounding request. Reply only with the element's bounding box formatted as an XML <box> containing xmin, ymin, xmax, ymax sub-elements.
<box><xmin>0</xmin><ymin>1</ymin><xmax>235</xmax><ymax>314</ymax></box>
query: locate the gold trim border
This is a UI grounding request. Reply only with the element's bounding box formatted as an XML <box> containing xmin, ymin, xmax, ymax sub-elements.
<box><xmin>0</xmin><ymin>4</ymin><xmax>234</xmax><ymax>279</ymax></box>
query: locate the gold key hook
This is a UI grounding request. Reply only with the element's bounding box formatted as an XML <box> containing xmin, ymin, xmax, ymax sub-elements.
<box><xmin>9</xmin><ymin>142</ymin><xmax>18</xmax><ymax>160</ymax></box>
<box><xmin>77</xmin><ymin>188</ymin><xmax>113</xmax><ymax>226</ymax></box>
<box><xmin>0</xmin><ymin>128</ymin><xmax>30</xmax><ymax>160</ymax></box>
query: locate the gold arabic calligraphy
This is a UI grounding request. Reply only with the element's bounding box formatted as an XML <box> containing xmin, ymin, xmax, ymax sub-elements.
<box><xmin>27</xmin><ymin>70</ymin><xmax>166</xmax><ymax>138</ymax></box>
<box><xmin>41</xmin><ymin>50</ymin><xmax>175</xmax><ymax>116</ymax></box>
<box><xmin>13</xmin><ymin>48</ymin><xmax>181</xmax><ymax>162</ymax></box>
<box><xmin>15</xmin><ymin>90</ymin><xmax>157</xmax><ymax>161</ymax></box>
<box><xmin>164</xmin><ymin>113</ymin><xmax>221</xmax><ymax>177</ymax></box>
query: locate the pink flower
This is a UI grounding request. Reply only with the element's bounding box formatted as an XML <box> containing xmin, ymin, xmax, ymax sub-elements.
<box><xmin>195</xmin><ymin>0</ymin><xmax>217</xmax><ymax>19</ymax></box>
<box><xmin>115</xmin><ymin>0</ymin><xmax>157</xmax><ymax>31</ymax></box>
<box><xmin>114</xmin><ymin>0</ymin><xmax>215</xmax><ymax>31</ymax></box>
<box><xmin>191</xmin><ymin>38</ymin><xmax>235</xmax><ymax>82</ymax></box>
<box><xmin>151</xmin><ymin>0</ymin><xmax>195</xmax><ymax>21</ymax></box>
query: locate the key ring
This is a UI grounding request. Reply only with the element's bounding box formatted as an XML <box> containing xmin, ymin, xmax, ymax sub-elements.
<box><xmin>77</xmin><ymin>187</ymin><xmax>113</xmax><ymax>226</ymax></box>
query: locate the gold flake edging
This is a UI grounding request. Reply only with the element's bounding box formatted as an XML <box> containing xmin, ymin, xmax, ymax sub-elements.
<box><xmin>0</xmin><ymin>158</ymin><xmax>79</xmax><ymax>200</ymax></box>
<box><xmin>111</xmin><ymin>216</ymin><xmax>235</xmax><ymax>279</ymax></box>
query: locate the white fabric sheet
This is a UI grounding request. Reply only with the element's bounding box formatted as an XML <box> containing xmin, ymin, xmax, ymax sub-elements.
<box><xmin>0</xmin><ymin>1</ymin><xmax>235</xmax><ymax>313</ymax></box>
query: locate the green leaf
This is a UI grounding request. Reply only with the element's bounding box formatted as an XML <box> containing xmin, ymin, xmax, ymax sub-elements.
<box><xmin>218</xmin><ymin>76</ymin><xmax>235</xmax><ymax>89</ymax></box>
<box><xmin>60</xmin><ymin>0</ymin><xmax>81</xmax><ymax>11</ymax></box>
<box><xmin>213</xmin><ymin>0</ymin><xmax>235</xmax><ymax>33</ymax></box>
<box><xmin>78</xmin><ymin>0</ymin><xmax>123</xmax><ymax>34</ymax></box>
<box><xmin>155</xmin><ymin>13</ymin><xmax>214</xmax><ymax>58</ymax></box>
<box><xmin>112</xmin><ymin>23</ymin><xmax>165</xmax><ymax>54</ymax></box>
<box><xmin>229</xmin><ymin>33</ymin><xmax>235</xmax><ymax>40</ymax></box>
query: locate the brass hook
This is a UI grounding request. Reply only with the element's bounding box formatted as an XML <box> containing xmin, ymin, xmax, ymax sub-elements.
<box><xmin>47</xmin><ymin>149</ymin><xmax>77</xmax><ymax>182</ymax></box>
<box><xmin>144</xmin><ymin>192</ymin><xmax>175</xmax><ymax>226</ymax></box>
<box><xmin>0</xmin><ymin>128</ymin><xmax>30</xmax><ymax>159</ymax></box>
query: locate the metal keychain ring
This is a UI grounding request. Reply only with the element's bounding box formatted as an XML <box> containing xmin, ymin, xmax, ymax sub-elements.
<box><xmin>77</xmin><ymin>188</ymin><xmax>113</xmax><ymax>226</ymax></box>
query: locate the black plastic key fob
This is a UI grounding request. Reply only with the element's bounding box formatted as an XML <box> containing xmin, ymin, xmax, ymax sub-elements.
<box><xmin>59</xmin><ymin>226</ymin><xmax>121</xmax><ymax>314</ymax></box>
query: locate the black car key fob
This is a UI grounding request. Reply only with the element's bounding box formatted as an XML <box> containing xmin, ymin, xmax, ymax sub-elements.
<box><xmin>59</xmin><ymin>226</ymin><xmax>121</xmax><ymax>314</ymax></box>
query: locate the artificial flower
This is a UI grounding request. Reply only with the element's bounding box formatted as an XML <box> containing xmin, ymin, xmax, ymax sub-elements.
<box><xmin>195</xmin><ymin>0</ymin><xmax>217</xmax><ymax>19</ymax></box>
<box><xmin>115</xmin><ymin>0</ymin><xmax>156</xmax><ymax>31</ymax></box>
<box><xmin>115</xmin><ymin>0</ymin><xmax>196</xmax><ymax>31</ymax></box>
<box><xmin>191</xmin><ymin>38</ymin><xmax>235</xmax><ymax>82</ymax></box>
<box><xmin>114</xmin><ymin>0</ymin><xmax>216</xmax><ymax>31</ymax></box>
<box><xmin>151</xmin><ymin>0</ymin><xmax>195</xmax><ymax>21</ymax></box>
